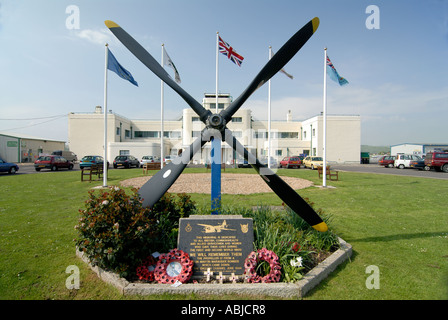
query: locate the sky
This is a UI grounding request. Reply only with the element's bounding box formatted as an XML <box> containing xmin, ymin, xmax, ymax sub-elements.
<box><xmin>0</xmin><ymin>0</ymin><xmax>447</xmax><ymax>147</ymax></box>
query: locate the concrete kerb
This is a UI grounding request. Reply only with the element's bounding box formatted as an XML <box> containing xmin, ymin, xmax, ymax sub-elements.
<box><xmin>75</xmin><ymin>237</ymin><xmax>352</xmax><ymax>299</ymax></box>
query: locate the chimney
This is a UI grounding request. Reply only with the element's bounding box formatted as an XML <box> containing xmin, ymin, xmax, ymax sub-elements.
<box><xmin>286</xmin><ymin>110</ymin><xmax>292</xmax><ymax>122</ymax></box>
<box><xmin>95</xmin><ymin>106</ymin><xmax>102</xmax><ymax>114</ymax></box>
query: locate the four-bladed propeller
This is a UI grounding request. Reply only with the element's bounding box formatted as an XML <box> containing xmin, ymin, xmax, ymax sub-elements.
<box><xmin>105</xmin><ymin>18</ymin><xmax>328</xmax><ymax>232</ymax></box>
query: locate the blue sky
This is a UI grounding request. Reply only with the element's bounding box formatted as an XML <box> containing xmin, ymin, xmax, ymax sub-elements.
<box><xmin>0</xmin><ymin>0</ymin><xmax>447</xmax><ymax>146</ymax></box>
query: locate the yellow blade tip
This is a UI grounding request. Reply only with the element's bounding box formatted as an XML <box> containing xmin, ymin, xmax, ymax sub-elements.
<box><xmin>105</xmin><ymin>20</ymin><xmax>120</xmax><ymax>28</ymax></box>
<box><xmin>312</xmin><ymin>221</ymin><xmax>328</xmax><ymax>232</ymax></box>
<box><xmin>312</xmin><ymin>17</ymin><xmax>320</xmax><ymax>33</ymax></box>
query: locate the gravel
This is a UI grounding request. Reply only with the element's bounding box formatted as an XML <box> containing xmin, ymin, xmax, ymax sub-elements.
<box><xmin>120</xmin><ymin>173</ymin><xmax>313</xmax><ymax>194</ymax></box>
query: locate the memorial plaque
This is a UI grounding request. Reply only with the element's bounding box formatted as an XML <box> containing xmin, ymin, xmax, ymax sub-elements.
<box><xmin>178</xmin><ymin>215</ymin><xmax>254</xmax><ymax>276</ymax></box>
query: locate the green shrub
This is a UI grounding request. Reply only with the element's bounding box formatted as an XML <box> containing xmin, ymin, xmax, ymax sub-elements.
<box><xmin>75</xmin><ymin>187</ymin><xmax>197</xmax><ymax>279</ymax></box>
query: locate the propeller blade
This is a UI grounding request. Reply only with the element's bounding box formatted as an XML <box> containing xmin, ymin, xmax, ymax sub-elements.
<box><xmin>138</xmin><ymin>130</ymin><xmax>208</xmax><ymax>208</ymax></box>
<box><xmin>105</xmin><ymin>20</ymin><xmax>211</xmax><ymax>123</ymax></box>
<box><xmin>223</xmin><ymin>129</ymin><xmax>328</xmax><ymax>232</ymax></box>
<box><xmin>220</xmin><ymin>17</ymin><xmax>319</xmax><ymax>123</ymax></box>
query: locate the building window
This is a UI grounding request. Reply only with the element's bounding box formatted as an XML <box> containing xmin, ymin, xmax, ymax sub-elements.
<box><xmin>303</xmin><ymin>131</ymin><xmax>307</xmax><ymax>139</ymax></box>
<box><xmin>192</xmin><ymin>117</ymin><xmax>200</xmax><ymax>122</ymax></box>
<box><xmin>192</xmin><ymin>131</ymin><xmax>202</xmax><ymax>138</ymax></box>
<box><xmin>253</xmin><ymin>131</ymin><xmax>268</xmax><ymax>139</ymax></box>
<box><xmin>210</xmin><ymin>103</ymin><xmax>224</xmax><ymax>109</ymax></box>
<box><xmin>116</xmin><ymin>127</ymin><xmax>121</xmax><ymax>135</ymax></box>
<box><xmin>134</xmin><ymin>131</ymin><xmax>159</xmax><ymax>138</ymax></box>
<box><xmin>125</xmin><ymin>130</ymin><xmax>130</xmax><ymax>138</ymax></box>
<box><xmin>231</xmin><ymin>117</ymin><xmax>242</xmax><ymax>123</ymax></box>
<box><xmin>312</xmin><ymin>128</ymin><xmax>316</xmax><ymax>137</ymax></box>
<box><xmin>275</xmin><ymin>149</ymin><xmax>282</xmax><ymax>156</ymax></box>
<box><xmin>119</xmin><ymin>150</ymin><xmax>130</xmax><ymax>155</ymax></box>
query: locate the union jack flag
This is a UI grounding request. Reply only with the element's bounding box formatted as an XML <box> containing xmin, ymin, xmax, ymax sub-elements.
<box><xmin>219</xmin><ymin>36</ymin><xmax>244</xmax><ymax>67</ymax></box>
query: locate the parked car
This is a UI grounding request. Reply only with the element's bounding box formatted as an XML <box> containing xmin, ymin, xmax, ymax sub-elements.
<box><xmin>394</xmin><ymin>154</ymin><xmax>422</xmax><ymax>169</ymax></box>
<box><xmin>279</xmin><ymin>156</ymin><xmax>301</xmax><ymax>169</ymax></box>
<box><xmin>378</xmin><ymin>155</ymin><xmax>396</xmax><ymax>168</ymax></box>
<box><xmin>51</xmin><ymin>150</ymin><xmax>78</xmax><ymax>162</ymax></box>
<box><xmin>34</xmin><ymin>155</ymin><xmax>74</xmax><ymax>171</ymax></box>
<box><xmin>80</xmin><ymin>155</ymin><xmax>109</xmax><ymax>168</ymax></box>
<box><xmin>140</xmin><ymin>155</ymin><xmax>155</xmax><ymax>166</ymax></box>
<box><xmin>303</xmin><ymin>156</ymin><xmax>324</xmax><ymax>170</ymax></box>
<box><xmin>260</xmin><ymin>156</ymin><xmax>278</xmax><ymax>168</ymax></box>
<box><xmin>409</xmin><ymin>159</ymin><xmax>429</xmax><ymax>171</ymax></box>
<box><xmin>163</xmin><ymin>155</ymin><xmax>172</xmax><ymax>164</ymax></box>
<box><xmin>113</xmin><ymin>155</ymin><xmax>139</xmax><ymax>168</ymax></box>
<box><xmin>424</xmin><ymin>152</ymin><xmax>448</xmax><ymax>172</ymax></box>
<box><xmin>0</xmin><ymin>158</ymin><xmax>19</xmax><ymax>174</ymax></box>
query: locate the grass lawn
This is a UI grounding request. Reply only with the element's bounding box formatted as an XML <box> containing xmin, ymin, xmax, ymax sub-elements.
<box><xmin>0</xmin><ymin>166</ymin><xmax>447</xmax><ymax>300</ymax></box>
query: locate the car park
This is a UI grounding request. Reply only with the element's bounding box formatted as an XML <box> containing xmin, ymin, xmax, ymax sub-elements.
<box><xmin>80</xmin><ymin>155</ymin><xmax>108</xmax><ymax>168</ymax></box>
<box><xmin>0</xmin><ymin>158</ymin><xmax>19</xmax><ymax>174</ymax></box>
<box><xmin>113</xmin><ymin>155</ymin><xmax>139</xmax><ymax>168</ymax></box>
<box><xmin>303</xmin><ymin>156</ymin><xmax>324</xmax><ymax>170</ymax></box>
<box><xmin>394</xmin><ymin>154</ymin><xmax>422</xmax><ymax>169</ymax></box>
<box><xmin>378</xmin><ymin>155</ymin><xmax>396</xmax><ymax>168</ymax></box>
<box><xmin>424</xmin><ymin>152</ymin><xmax>448</xmax><ymax>172</ymax></box>
<box><xmin>34</xmin><ymin>155</ymin><xmax>74</xmax><ymax>171</ymax></box>
<box><xmin>279</xmin><ymin>156</ymin><xmax>301</xmax><ymax>169</ymax></box>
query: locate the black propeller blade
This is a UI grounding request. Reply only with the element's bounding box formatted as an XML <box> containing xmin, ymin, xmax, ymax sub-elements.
<box><xmin>105</xmin><ymin>18</ymin><xmax>328</xmax><ymax>232</ymax></box>
<box><xmin>223</xmin><ymin>129</ymin><xmax>328</xmax><ymax>232</ymax></box>
<box><xmin>105</xmin><ymin>20</ymin><xmax>211</xmax><ymax>123</ymax></box>
<box><xmin>220</xmin><ymin>17</ymin><xmax>319</xmax><ymax>123</ymax></box>
<box><xmin>138</xmin><ymin>129</ymin><xmax>208</xmax><ymax>208</ymax></box>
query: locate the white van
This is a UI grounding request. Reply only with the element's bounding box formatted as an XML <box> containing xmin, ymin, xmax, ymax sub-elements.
<box><xmin>51</xmin><ymin>150</ymin><xmax>78</xmax><ymax>162</ymax></box>
<box><xmin>394</xmin><ymin>154</ymin><xmax>421</xmax><ymax>169</ymax></box>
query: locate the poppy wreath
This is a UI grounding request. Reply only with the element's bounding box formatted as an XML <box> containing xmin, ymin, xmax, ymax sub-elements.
<box><xmin>244</xmin><ymin>248</ymin><xmax>282</xmax><ymax>283</ymax></box>
<box><xmin>136</xmin><ymin>255</ymin><xmax>157</xmax><ymax>281</ymax></box>
<box><xmin>154</xmin><ymin>248</ymin><xmax>194</xmax><ymax>284</ymax></box>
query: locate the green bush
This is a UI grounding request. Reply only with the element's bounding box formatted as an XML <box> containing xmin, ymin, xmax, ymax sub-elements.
<box><xmin>75</xmin><ymin>187</ymin><xmax>197</xmax><ymax>279</ymax></box>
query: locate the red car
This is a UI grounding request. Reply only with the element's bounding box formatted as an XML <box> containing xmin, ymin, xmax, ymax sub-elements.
<box><xmin>34</xmin><ymin>155</ymin><xmax>74</xmax><ymax>171</ymax></box>
<box><xmin>279</xmin><ymin>156</ymin><xmax>301</xmax><ymax>169</ymax></box>
<box><xmin>378</xmin><ymin>155</ymin><xmax>395</xmax><ymax>168</ymax></box>
<box><xmin>424</xmin><ymin>152</ymin><xmax>448</xmax><ymax>172</ymax></box>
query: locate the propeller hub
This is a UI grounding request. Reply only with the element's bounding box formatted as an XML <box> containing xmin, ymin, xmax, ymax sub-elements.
<box><xmin>206</xmin><ymin>114</ymin><xmax>226</xmax><ymax>130</ymax></box>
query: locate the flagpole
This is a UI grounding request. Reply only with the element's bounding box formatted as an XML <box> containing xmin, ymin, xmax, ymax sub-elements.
<box><xmin>215</xmin><ymin>32</ymin><xmax>219</xmax><ymax>113</ymax></box>
<box><xmin>267</xmin><ymin>46</ymin><xmax>272</xmax><ymax>169</ymax></box>
<box><xmin>322</xmin><ymin>48</ymin><xmax>327</xmax><ymax>188</ymax></box>
<box><xmin>160</xmin><ymin>44</ymin><xmax>165</xmax><ymax>169</ymax></box>
<box><xmin>211</xmin><ymin>31</ymin><xmax>221</xmax><ymax>214</ymax></box>
<box><xmin>103</xmin><ymin>43</ymin><xmax>109</xmax><ymax>188</ymax></box>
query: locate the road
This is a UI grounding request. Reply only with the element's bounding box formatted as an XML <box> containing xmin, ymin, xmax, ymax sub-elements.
<box><xmin>4</xmin><ymin>162</ymin><xmax>448</xmax><ymax>180</ymax></box>
<box><xmin>330</xmin><ymin>163</ymin><xmax>448</xmax><ymax>180</ymax></box>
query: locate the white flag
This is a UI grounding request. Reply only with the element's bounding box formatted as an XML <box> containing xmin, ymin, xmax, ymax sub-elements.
<box><xmin>163</xmin><ymin>46</ymin><xmax>181</xmax><ymax>83</ymax></box>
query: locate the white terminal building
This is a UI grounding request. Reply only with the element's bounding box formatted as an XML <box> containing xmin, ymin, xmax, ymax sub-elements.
<box><xmin>68</xmin><ymin>94</ymin><xmax>361</xmax><ymax>165</ymax></box>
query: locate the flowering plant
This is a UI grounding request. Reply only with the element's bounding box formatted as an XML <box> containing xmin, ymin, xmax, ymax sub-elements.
<box><xmin>244</xmin><ymin>248</ymin><xmax>282</xmax><ymax>283</ymax></box>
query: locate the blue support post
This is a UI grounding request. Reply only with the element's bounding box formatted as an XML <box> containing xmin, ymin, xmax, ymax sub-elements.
<box><xmin>211</xmin><ymin>137</ymin><xmax>222</xmax><ymax>214</ymax></box>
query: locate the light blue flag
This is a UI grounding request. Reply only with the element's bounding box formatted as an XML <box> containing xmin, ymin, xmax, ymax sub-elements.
<box><xmin>107</xmin><ymin>48</ymin><xmax>138</xmax><ymax>86</ymax></box>
<box><xmin>326</xmin><ymin>55</ymin><xmax>348</xmax><ymax>86</ymax></box>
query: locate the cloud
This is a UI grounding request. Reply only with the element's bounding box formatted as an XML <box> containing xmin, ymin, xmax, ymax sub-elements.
<box><xmin>73</xmin><ymin>28</ymin><xmax>115</xmax><ymax>46</ymax></box>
